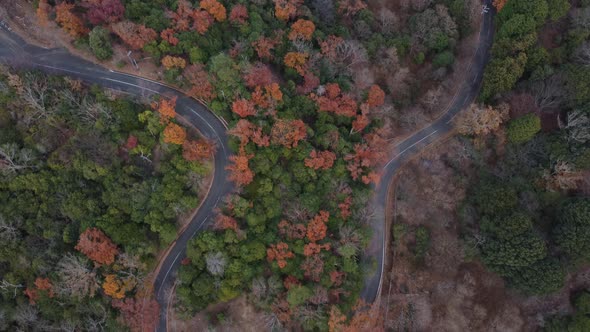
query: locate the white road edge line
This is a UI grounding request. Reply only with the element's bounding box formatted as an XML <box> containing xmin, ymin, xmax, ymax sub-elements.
<box><xmin>157</xmin><ymin>250</ymin><xmax>183</xmax><ymax>297</ymax></box>
<box><xmin>383</xmin><ymin>130</ymin><xmax>438</xmax><ymax>169</ymax></box>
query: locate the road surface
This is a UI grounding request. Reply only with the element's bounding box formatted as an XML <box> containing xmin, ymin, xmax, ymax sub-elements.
<box><xmin>359</xmin><ymin>0</ymin><xmax>495</xmax><ymax>303</ymax></box>
<box><xmin>0</xmin><ymin>1</ymin><xmax>494</xmax><ymax>328</ymax></box>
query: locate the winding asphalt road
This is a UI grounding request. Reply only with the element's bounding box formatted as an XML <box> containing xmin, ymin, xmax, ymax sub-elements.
<box><xmin>0</xmin><ymin>1</ymin><xmax>494</xmax><ymax>328</ymax></box>
<box><xmin>359</xmin><ymin>0</ymin><xmax>495</xmax><ymax>303</ymax></box>
<box><xmin>0</xmin><ymin>24</ymin><xmax>233</xmax><ymax>331</ymax></box>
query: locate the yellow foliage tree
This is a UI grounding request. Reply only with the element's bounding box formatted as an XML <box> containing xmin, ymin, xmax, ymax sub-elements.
<box><xmin>161</xmin><ymin>56</ymin><xmax>187</xmax><ymax>70</ymax></box>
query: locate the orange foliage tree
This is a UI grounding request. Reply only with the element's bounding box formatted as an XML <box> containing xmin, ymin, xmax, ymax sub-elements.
<box><xmin>226</xmin><ymin>152</ymin><xmax>255</xmax><ymax>186</ymax></box>
<box><xmin>312</xmin><ymin>83</ymin><xmax>357</xmax><ymax>117</ymax></box>
<box><xmin>163</xmin><ymin>123</ymin><xmax>187</xmax><ymax>145</ymax></box>
<box><xmin>304</xmin><ymin>150</ymin><xmax>336</xmax><ymax>170</ymax></box>
<box><xmin>284</xmin><ymin>52</ymin><xmax>309</xmax><ymax>75</ymax></box>
<box><xmin>306</xmin><ymin>211</ymin><xmax>329</xmax><ymax>242</ymax></box>
<box><xmin>25</xmin><ymin>277</ymin><xmax>55</xmax><ymax>304</ymax></box>
<box><xmin>270</xmin><ymin>119</ymin><xmax>307</xmax><ymax>148</ymax></box>
<box><xmin>55</xmin><ymin>3</ymin><xmax>88</xmax><ymax>37</ymax></box>
<box><xmin>252</xmin><ymin>83</ymin><xmax>283</xmax><ymax>109</ymax></box>
<box><xmin>161</xmin><ymin>56</ymin><xmax>187</xmax><ymax>70</ymax></box>
<box><xmin>274</xmin><ymin>0</ymin><xmax>301</xmax><ymax>20</ymax></box>
<box><xmin>36</xmin><ymin>0</ymin><xmax>51</xmax><ymax>26</ymax></box>
<box><xmin>200</xmin><ymin>0</ymin><xmax>227</xmax><ymax>21</ymax></box>
<box><xmin>156</xmin><ymin>97</ymin><xmax>177</xmax><ymax>120</ymax></box>
<box><xmin>231</xmin><ymin>98</ymin><xmax>257</xmax><ymax>118</ymax></box>
<box><xmin>267</xmin><ymin>242</ymin><xmax>294</xmax><ymax>269</ymax></box>
<box><xmin>288</xmin><ymin>19</ymin><xmax>316</xmax><ymax>41</ymax></box>
<box><xmin>366</xmin><ymin>85</ymin><xmax>385</xmax><ymax>107</ymax></box>
<box><xmin>493</xmin><ymin>0</ymin><xmax>508</xmax><ymax>11</ymax></box>
<box><xmin>102</xmin><ymin>274</ymin><xmax>126</xmax><ymax>299</ymax></box>
<box><xmin>75</xmin><ymin>228</ymin><xmax>119</xmax><ymax>265</ymax></box>
<box><xmin>229</xmin><ymin>4</ymin><xmax>248</xmax><ymax>25</ymax></box>
<box><xmin>182</xmin><ymin>139</ymin><xmax>214</xmax><ymax>161</ymax></box>
<box><xmin>111</xmin><ymin>21</ymin><xmax>157</xmax><ymax>50</ymax></box>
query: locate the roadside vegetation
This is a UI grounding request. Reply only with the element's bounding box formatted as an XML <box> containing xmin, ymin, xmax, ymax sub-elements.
<box><xmin>23</xmin><ymin>0</ymin><xmax>483</xmax><ymax>329</ymax></box>
<box><xmin>0</xmin><ymin>69</ymin><xmax>212</xmax><ymax>330</ymax></box>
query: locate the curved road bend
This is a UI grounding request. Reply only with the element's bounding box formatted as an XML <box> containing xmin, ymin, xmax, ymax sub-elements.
<box><xmin>1</xmin><ymin>0</ymin><xmax>494</xmax><ymax>328</ymax></box>
<box><xmin>359</xmin><ymin>0</ymin><xmax>496</xmax><ymax>303</ymax></box>
<box><xmin>0</xmin><ymin>27</ymin><xmax>233</xmax><ymax>331</ymax></box>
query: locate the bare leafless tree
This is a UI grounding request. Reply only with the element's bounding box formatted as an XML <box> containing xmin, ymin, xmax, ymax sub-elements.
<box><xmin>55</xmin><ymin>254</ymin><xmax>99</xmax><ymax>299</ymax></box>
<box><xmin>0</xmin><ymin>279</ymin><xmax>24</xmax><ymax>298</ymax></box>
<box><xmin>205</xmin><ymin>252</ymin><xmax>227</xmax><ymax>277</ymax></box>
<box><xmin>335</xmin><ymin>40</ymin><xmax>368</xmax><ymax>71</ymax></box>
<box><xmin>378</xmin><ymin>8</ymin><xmax>399</xmax><ymax>35</ymax></box>
<box><xmin>530</xmin><ymin>74</ymin><xmax>565</xmax><ymax>111</ymax></box>
<box><xmin>571</xmin><ymin>7</ymin><xmax>590</xmax><ymax>29</ymax></box>
<box><xmin>564</xmin><ymin>109</ymin><xmax>590</xmax><ymax>143</ymax></box>
<box><xmin>574</xmin><ymin>42</ymin><xmax>590</xmax><ymax>66</ymax></box>
<box><xmin>0</xmin><ymin>143</ymin><xmax>35</xmax><ymax>176</ymax></box>
<box><xmin>0</xmin><ymin>215</ymin><xmax>20</xmax><ymax>243</ymax></box>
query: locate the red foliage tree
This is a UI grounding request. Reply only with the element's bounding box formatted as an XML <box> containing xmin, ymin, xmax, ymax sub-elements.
<box><xmin>243</xmin><ymin>64</ymin><xmax>275</xmax><ymax>88</ymax></box>
<box><xmin>55</xmin><ymin>3</ymin><xmax>89</xmax><ymax>37</ymax></box>
<box><xmin>252</xmin><ymin>37</ymin><xmax>277</xmax><ymax>60</ymax></box>
<box><xmin>306</xmin><ymin>211</ymin><xmax>329</xmax><ymax>242</ymax></box>
<box><xmin>24</xmin><ymin>288</ymin><xmax>39</xmax><ymax>304</ymax></box>
<box><xmin>111</xmin><ymin>21</ymin><xmax>157</xmax><ymax>50</ymax></box>
<box><xmin>229</xmin><ymin>4</ymin><xmax>248</xmax><ymax>25</ymax></box>
<box><xmin>330</xmin><ymin>270</ymin><xmax>345</xmax><ymax>286</ymax></box>
<box><xmin>184</xmin><ymin>64</ymin><xmax>217</xmax><ymax>102</ymax></box>
<box><xmin>125</xmin><ymin>135</ymin><xmax>138</xmax><ymax>150</ymax></box>
<box><xmin>337</xmin><ymin>0</ymin><xmax>367</xmax><ymax>17</ymax></box>
<box><xmin>182</xmin><ymin>139</ymin><xmax>214</xmax><ymax>161</ymax></box>
<box><xmin>200</xmin><ymin>0</ymin><xmax>227</xmax><ymax>22</ymax></box>
<box><xmin>312</xmin><ymin>83</ymin><xmax>357</xmax><ymax>117</ymax></box>
<box><xmin>283</xmin><ymin>275</ymin><xmax>300</xmax><ymax>289</ymax></box>
<box><xmin>112</xmin><ymin>297</ymin><xmax>160</xmax><ymax>332</ymax></box>
<box><xmin>493</xmin><ymin>0</ymin><xmax>508</xmax><ymax>11</ymax></box>
<box><xmin>301</xmin><ymin>254</ymin><xmax>324</xmax><ymax>282</ymax></box>
<box><xmin>86</xmin><ymin>0</ymin><xmax>125</xmax><ymax>25</ymax></box>
<box><xmin>231</xmin><ymin>98</ymin><xmax>257</xmax><ymax>118</ymax></box>
<box><xmin>267</xmin><ymin>242</ymin><xmax>294</xmax><ymax>269</ymax></box>
<box><xmin>278</xmin><ymin>220</ymin><xmax>306</xmax><ymax>240</ymax></box>
<box><xmin>320</xmin><ymin>35</ymin><xmax>344</xmax><ymax>60</ymax></box>
<box><xmin>304</xmin><ymin>150</ymin><xmax>336</xmax><ymax>170</ymax></box>
<box><xmin>288</xmin><ymin>19</ymin><xmax>316</xmax><ymax>41</ymax></box>
<box><xmin>297</xmin><ymin>71</ymin><xmax>320</xmax><ymax>95</ymax></box>
<box><xmin>75</xmin><ymin>228</ymin><xmax>119</xmax><ymax>265</ymax></box>
<box><xmin>366</xmin><ymin>85</ymin><xmax>385</xmax><ymax>108</ymax></box>
<box><xmin>270</xmin><ymin>119</ymin><xmax>306</xmax><ymax>148</ymax></box>
<box><xmin>228</xmin><ymin>119</ymin><xmax>270</xmax><ymax>148</ymax></box>
<box><xmin>191</xmin><ymin>9</ymin><xmax>214</xmax><ymax>34</ymax></box>
<box><xmin>169</xmin><ymin>0</ymin><xmax>193</xmax><ymax>31</ymax></box>
<box><xmin>213</xmin><ymin>214</ymin><xmax>239</xmax><ymax>232</ymax></box>
<box><xmin>303</xmin><ymin>242</ymin><xmax>331</xmax><ymax>256</ymax></box>
<box><xmin>160</xmin><ymin>29</ymin><xmax>179</xmax><ymax>46</ymax></box>
<box><xmin>351</xmin><ymin>103</ymin><xmax>370</xmax><ymax>133</ymax></box>
<box><xmin>226</xmin><ymin>152</ymin><xmax>255</xmax><ymax>186</ymax></box>
<box><xmin>338</xmin><ymin>196</ymin><xmax>352</xmax><ymax>219</ymax></box>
